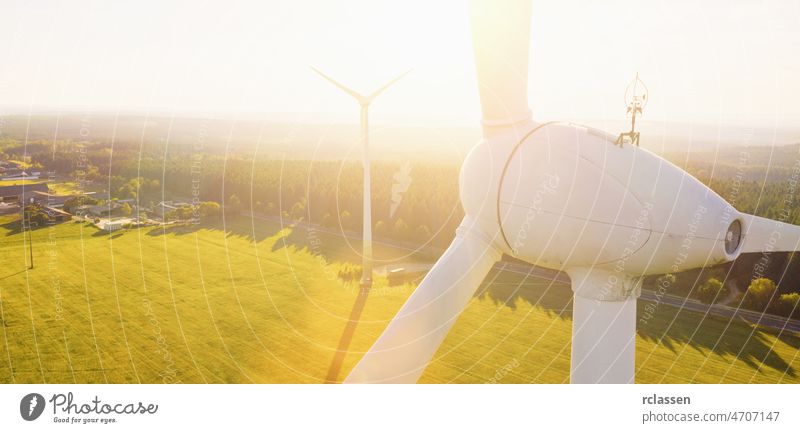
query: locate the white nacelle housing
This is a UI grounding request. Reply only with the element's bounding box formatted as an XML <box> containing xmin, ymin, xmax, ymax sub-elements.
<box><xmin>461</xmin><ymin>122</ymin><xmax>744</xmax><ymax>280</ymax></box>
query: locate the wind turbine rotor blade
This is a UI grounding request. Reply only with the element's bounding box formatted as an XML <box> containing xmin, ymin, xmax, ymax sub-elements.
<box><xmin>740</xmin><ymin>213</ymin><xmax>800</xmax><ymax>253</ymax></box>
<box><xmin>310</xmin><ymin>66</ymin><xmax>368</xmax><ymax>104</ymax></box>
<box><xmin>470</xmin><ymin>0</ymin><xmax>533</xmax><ymax>128</ymax></box>
<box><xmin>366</xmin><ymin>69</ymin><xmax>413</xmax><ymax>102</ymax></box>
<box><xmin>344</xmin><ymin>219</ymin><xmax>501</xmax><ymax>383</ymax></box>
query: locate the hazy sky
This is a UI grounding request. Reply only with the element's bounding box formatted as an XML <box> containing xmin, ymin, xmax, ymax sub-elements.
<box><xmin>1</xmin><ymin>0</ymin><xmax>799</xmax><ymax>128</ymax></box>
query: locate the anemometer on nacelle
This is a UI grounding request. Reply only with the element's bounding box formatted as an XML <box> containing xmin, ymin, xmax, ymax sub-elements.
<box><xmin>616</xmin><ymin>73</ymin><xmax>648</xmax><ymax>147</ymax></box>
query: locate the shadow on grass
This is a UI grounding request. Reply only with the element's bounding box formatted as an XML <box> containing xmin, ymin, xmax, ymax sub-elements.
<box><xmin>1</xmin><ymin>219</ymin><xmax>20</xmax><ymax>235</ymax></box>
<box><xmin>143</xmin><ymin>217</ymin><xmax>272</xmax><ymax>243</ymax></box>
<box><xmin>265</xmin><ymin>220</ymin><xmax>800</xmax><ymax>378</ymax></box>
<box><xmin>1</xmin><ymin>217</ymin><xmax>78</xmax><ymax>237</ymax></box>
<box><xmin>0</xmin><ymin>268</ymin><xmax>28</xmax><ymax>280</ymax></box>
<box><xmin>637</xmin><ymin>303</ymin><xmax>798</xmax><ymax>378</ymax></box>
<box><xmin>324</xmin><ymin>286</ymin><xmax>371</xmax><ymax>384</ymax></box>
<box><xmin>88</xmin><ymin>226</ymin><xmax>125</xmax><ymax>239</ymax></box>
<box><xmin>475</xmin><ymin>264</ymin><xmax>573</xmax><ymax>319</ymax></box>
<box><xmin>478</xmin><ymin>263</ymin><xmax>799</xmax><ymax>378</ymax></box>
<box><xmin>267</xmin><ymin>220</ymin><xmax>436</xmax><ymax>268</ymax></box>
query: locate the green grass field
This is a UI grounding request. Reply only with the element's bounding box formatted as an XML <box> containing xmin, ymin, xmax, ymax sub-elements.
<box><xmin>0</xmin><ymin>214</ymin><xmax>799</xmax><ymax>383</ymax></box>
<box><xmin>46</xmin><ymin>181</ymin><xmax>82</xmax><ymax>195</ymax></box>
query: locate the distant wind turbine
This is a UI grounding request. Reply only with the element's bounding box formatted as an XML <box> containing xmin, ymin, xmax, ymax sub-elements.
<box><xmin>311</xmin><ymin>67</ymin><xmax>411</xmax><ymax>290</ymax></box>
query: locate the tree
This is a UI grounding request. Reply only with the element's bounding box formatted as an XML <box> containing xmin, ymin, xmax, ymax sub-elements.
<box><xmin>116</xmin><ymin>178</ymin><xmax>141</xmax><ymax>200</ymax></box>
<box><xmin>393</xmin><ymin>218</ymin><xmax>409</xmax><ymax>238</ymax></box>
<box><xmin>24</xmin><ymin>204</ymin><xmax>51</xmax><ymax>226</ymax></box>
<box><xmin>291</xmin><ymin>201</ymin><xmax>306</xmax><ymax>220</ymax></box>
<box><xmin>337</xmin><ymin>264</ymin><xmax>362</xmax><ymax>282</ymax></box>
<box><xmin>147</xmin><ymin>179</ymin><xmax>161</xmax><ymax>192</ymax></box>
<box><xmin>771</xmin><ymin>293</ymin><xmax>800</xmax><ymax>318</ymax></box>
<box><xmin>119</xmin><ymin>202</ymin><xmax>132</xmax><ymax>217</ymax></box>
<box><xmin>656</xmin><ymin>274</ymin><xmax>676</xmax><ymax>291</ymax></box>
<box><xmin>198</xmin><ymin>201</ymin><xmax>221</xmax><ymax>219</ymax></box>
<box><xmin>321</xmin><ymin>213</ymin><xmax>334</xmax><ymax>228</ymax></box>
<box><xmin>63</xmin><ymin>195</ymin><xmax>98</xmax><ymax>214</ymax></box>
<box><xmin>339</xmin><ymin>210</ymin><xmax>352</xmax><ymax>229</ymax></box>
<box><xmin>697</xmin><ymin>277</ymin><xmax>728</xmax><ymax>304</ymax></box>
<box><xmin>176</xmin><ymin>205</ymin><xmax>194</xmax><ymax>220</ymax></box>
<box><xmin>225</xmin><ymin>194</ymin><xmax>242</xmax><ymax>215</ymax></box>
<box><xmin>745</xmin><ymin>278</ymin><xmax>777</xmax><ymax>310</ymax></box>
<box><xmin>777</xmin><ymin>252</ymin><xmax>800</xmax><ymax>294</ymax></box>
<box><xmin>84</xmin><ymin>165</ymin><xmax>102</xmax><ymax>181</ymax></box>
<box><xmin>415</xmin><ymin>225</ymin><xmax>431</xmax><ymax>243</ymax></box>
<box><xmin>374</xmin><ymin>220</ymin><xmax>387</xmax><ymax>236</ymax></box>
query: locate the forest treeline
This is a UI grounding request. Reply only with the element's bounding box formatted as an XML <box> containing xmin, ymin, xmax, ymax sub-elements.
<box><xmin>5</xmin><ymin>139</ymin><xmax>463</xmax><ymax>249</ymax></box>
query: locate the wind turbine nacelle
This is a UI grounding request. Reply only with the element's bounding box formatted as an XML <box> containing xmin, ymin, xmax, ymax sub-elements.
<box><xmin>460</xmin><ymin>122</ymin><xmax>744</xmax><ymax>279</ymax></box>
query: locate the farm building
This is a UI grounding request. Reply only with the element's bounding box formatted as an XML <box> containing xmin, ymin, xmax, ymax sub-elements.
<box><xmin>151</xmin><ymin>201</ymin><xmax>191</xmax><ymax>219</ymax></box>
<box><xmin>98</xmin><ymin>220</ymin><xmax>124</xmax><ymax>232</ymax></box>
<box><xmin>29</xmin><ymin>191</ymin><xmax>74</xmax><ymax>208</ymax></box>
<box><xmin>0</xmin><ymin>202</ymin><xmax>19</xmax><ymax>215</ymax></box>
<box><xmin>0</xmin><ymin>183</ymin><xmax>49</xmax><ymax>203</ymax></box>
<box><xmin>86</xmin><ymin>203</ymin><xmax>121</xmax><ymax>218</ymax></box>
<box><xmin>40</xmin><ymin>206</ymin><xmax>72</xmax><ymax>223</ymax></box>
<box><xmin>0</xmin><ymin>160</ymin><xmax>21</xmax><ymax>171</ymax></box>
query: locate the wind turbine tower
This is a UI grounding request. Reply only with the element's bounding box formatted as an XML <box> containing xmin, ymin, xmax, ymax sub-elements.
<box><xmin>312</xmin><ymin>67</ymin><xmax>410</xmax><ymax>289</ymax></box>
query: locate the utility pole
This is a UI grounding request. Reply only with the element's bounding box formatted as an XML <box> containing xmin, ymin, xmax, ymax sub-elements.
<box><xmin>22</xmin><ymin>204</ymin><xmax>34</xmax><ymax>269</ymax></box>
